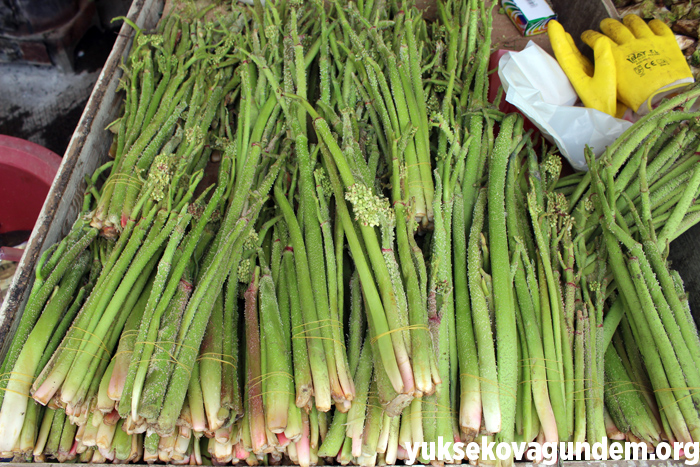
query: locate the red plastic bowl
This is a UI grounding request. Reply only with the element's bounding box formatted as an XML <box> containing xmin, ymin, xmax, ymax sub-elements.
<box><xmin>0</xmin><ymin>135</ymin><xmax>61</xmax><ymax>234</ymax></box>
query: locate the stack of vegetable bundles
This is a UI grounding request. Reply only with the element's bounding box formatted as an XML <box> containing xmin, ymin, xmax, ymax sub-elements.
<box><xmin>2</xmin><ymin>0</ymin><xmax>700</xmax><ymax>464</ymax></box>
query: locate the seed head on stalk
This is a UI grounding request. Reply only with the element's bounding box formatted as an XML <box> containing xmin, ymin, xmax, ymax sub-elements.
<box><xmin>134</xmin><ymin>34</ymin><xmax>151</xmax><ymax>54</ymax></box>
<box><xmin>542</xmin><ymin>152</ymin><xmax>562</xmax><ymax>187</ymax></box>
<box><xmin>313</xmin><ymin>168</ymin><xmax>332</xmax><ymax>202</ymax></box>
<box><xmin>345</xmin><ymin>183</ymin><xmax>394</xmax><ymax>228</ymax></box>
<box><xmin>238</xmin><ymin>258</ymin><xmax>252</xmax><ymax>285</ymax></box>
<box><xmin>265</xmin><ymin>25</ymin><xmax>278</xmax><ymax>45</ymax></box>
<box><xmin>187</xmin><ymin>200</ymin><xmax>206</xmax><ymax>220</ymax></box>
<box><xmin>147</xmin><ymin>153</ymin><xmax>173</xmax><ymax>203</ymax></box>
<box><xmin>552</xmin><ymin>192</ymin><xmax>570</xmax><ymax>215</ymax></box>
<box><xmin>244</xmin><ymin>231</ymin><xmax>260</xmax><ymax>251</ymax></box>
<box><xmin>426</xmin><ymin>92</ymin><xmax>440</xmax><ymax>117</ymax></box>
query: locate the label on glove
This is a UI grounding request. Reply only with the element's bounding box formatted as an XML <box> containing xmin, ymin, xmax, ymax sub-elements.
<box><xmin>625</xmin><ymin>49</ymin><xmax>670</xmax><ymax>77</ymax></box>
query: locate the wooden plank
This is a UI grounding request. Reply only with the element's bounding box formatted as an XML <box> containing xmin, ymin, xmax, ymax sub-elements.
<box><xmin>0</xmin><ymin>0</ymin><xmax>165</xmax><ymax>361</ymax></box>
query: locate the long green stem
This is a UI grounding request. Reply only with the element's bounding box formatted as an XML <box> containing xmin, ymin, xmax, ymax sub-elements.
<box><xmin>0</xmin><ymin>252</ymin><xmax>89</xmax><ymax>450</ymax></box>
<box><xmin>488</xmin><ymin>114</ymin><xmax>519</xmax><ymax>450</ymax></box>
<box><xmin>275</xmin><ymin>186</ymin><xmax>332</xmax><ymax>412</ymax></box>
<box><xmin>468</xmin><ymin>189</ymin><xmax>500</xmax><ymax>434</ymax></box>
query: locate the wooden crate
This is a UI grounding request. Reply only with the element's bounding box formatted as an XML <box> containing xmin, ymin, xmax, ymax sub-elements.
<box><xmin>0</xmin><ymin>0</ymin><xmax>165</xmax><ymax>360</ymax></box>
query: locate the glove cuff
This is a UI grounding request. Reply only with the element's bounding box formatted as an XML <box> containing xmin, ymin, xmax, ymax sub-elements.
<box><xmin>636</xmin><ymin>78</ymin><xmax>695</xmax><ymax>114</ymax></box>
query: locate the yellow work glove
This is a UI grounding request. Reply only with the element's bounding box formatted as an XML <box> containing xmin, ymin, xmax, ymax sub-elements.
<box><xmin>582</xmin><ymin>15</ymin><xmax>694</xmax><ymax>114</ymax></box>
<box><xmin>547</xmin><ymin>20</ymin><xmax>618</xmax><ymax>117</ymax></box>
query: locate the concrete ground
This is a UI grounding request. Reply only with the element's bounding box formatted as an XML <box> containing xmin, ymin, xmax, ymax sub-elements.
<box><xmin>0</xmin><ymin>25</ymin><xmax>117</xmax><ymax>302</ymax></box>
<box><xmin>0</xmin><ymin>63</ymin><xmax>99</xmax><ymax>155</ymax></box>
<box><xmin>0</xmin><ymin>25</ymin><xmax>117</xmax><ymax>156</ymax></box>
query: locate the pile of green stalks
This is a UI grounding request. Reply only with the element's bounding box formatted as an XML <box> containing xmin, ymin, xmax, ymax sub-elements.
<box><xmin>1</xmin><ymin>0</ymin><xmax>700</xmax><ymax>465</ymax></box>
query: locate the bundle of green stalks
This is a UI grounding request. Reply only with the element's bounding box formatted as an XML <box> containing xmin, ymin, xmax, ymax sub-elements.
<box><xmin>3</xmin><ymin>0</ymin><xmax>700</xmax><ymax>465</ymax></box>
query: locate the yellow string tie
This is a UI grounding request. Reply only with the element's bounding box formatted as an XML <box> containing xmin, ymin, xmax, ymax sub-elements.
<box><xmin>293</xmin><ymin>322</ymin><xmax>343</xmax><ymax>334</ymax></box>
<box><xmin>245</xmin><ymin>371</ymin><xmax>295</xmax><ymax>390</ymax></box>
<box><xmin>370</xmin><ymin>324</ymin><xmax>429</xmax><ymax>346</ymax></box>
<box><xmin>656</xmin><ymin>387</ymin><xmax>700</xmax><ymax>413</ymax></box>
<box><xmin>291</xmin><ymin>319</ymin><xmax>346</xmax><ymax>347</ymax></box>
<box><xmin>135</xmin><ymin>340</ymin><xmax>199</xmax><ymax>353</ymax></box>
<box><xmin>0</xmin><ymin>386</ymin><xmax>32</xmax><ymax>397</ymax></box>
<box><xmin>244</xmin><ymin>390</ymin><xmax>296</xmax><ymax>404</ymax></box>
<box><xmin>291</xmin><ymin>335</ymin><xmax>345</xmax><ymax>347</ymax></box>
<box><xmin>103</xmin><ymin>174</ymin><xmax>144</xmax><ymax>191</ymax></box>
<box><xmin>459</xmin><ymin>372</ymin><xmax>517</xmax><ymax>400</ymax></box>
<box><xmin>197</xmin><ymin>352</ymin><xmax>238</xmax><ymax>367</ymax></box>
<box><xmin>68</xmin><ymin>326</ymin><xmax>110</xmax><ymax>355</ymax></box>
<box><xmin>0</xmin><ymin>370</ymin><xmax>36</xmax><ymax>380</ymax></box>
<box><xmin>124</xmin><ymin>355</ymin><xmax>192</xmax><ymax>376</ymax></box>
<box><xmin>292</xmin><ymin>318</ymin><xmax>342</xmax><ymax>330</ymax></box>
<box><xmin>56</xmin><ymin>345</ymin><xmax>110</xmax><ymax>362</ymax></box>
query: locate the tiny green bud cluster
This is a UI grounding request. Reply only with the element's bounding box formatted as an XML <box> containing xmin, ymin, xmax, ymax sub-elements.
<box><xmin>186</xmin><ymin>127</ymin><xmax>205</xmax><ymax>147</ymax></box>
<box><xmin>209</xmin><ymin>209</ymin><xmax>222</xmax><ymax>224</ymax></box>
<box><xmin>137</xmin><ymin>35</ymin><xmax>150</xmax><ymax>48</ymax></box>
<box><xmin>345</xmin><ymin>183</ymin><xmax>394</xmax><ymax>228</ymax></box>
<box><xmin>188</xmin><ymin>202</ymin><xmax>205</xmax><ymax>219</ymax></box>
<box><xmin>157</xmin><ymin>55</ymin><xmax>168</xmax><ymax>72</ymax></box>
<box><xmin>314</xmin><ymin>168</ymin><xmax>332</xmax><ymax>199</ymax></box>
<box><xmin>150</xmin><ymin>35</ymin><xmax>164</xmax><ymax>48</ymax></box>
<box><xmin>244</xmin><ymin>231</ymin><xmax>259</xmax><ymax>251</ymax></box>
<box><xmin>542</xmin><ymin>153</ymin><xmax>562</xmax><ymax>180</ymax></box>
<box><xmin>238</xmin><ymin>258</ymin><xmax>252</xmax><ymax>284</ymax></box>
<box><xmin>435</xmin><ymin>278</ymin><xmax>451</xmax><ymax>296</ymax></box>
<box><xmin>265</xmin><ymin>25</ymin><xmax>278</xmax><ymax>42</ymax></box>
<box><xmin>547</xmin><ymin>192</ymin><xmax>569</xmax><ymax>214</ymax></box>
<box><xmin>147</xmin><ymin>153</ymin><xmax>173</xmax><ymax>202</ymax></box>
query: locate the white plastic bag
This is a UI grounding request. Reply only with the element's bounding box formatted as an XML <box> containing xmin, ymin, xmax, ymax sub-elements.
<box><xmin>498</xmin><ymin>42</ymin><xmax>633</xmax><ymax>171</ymax></box>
